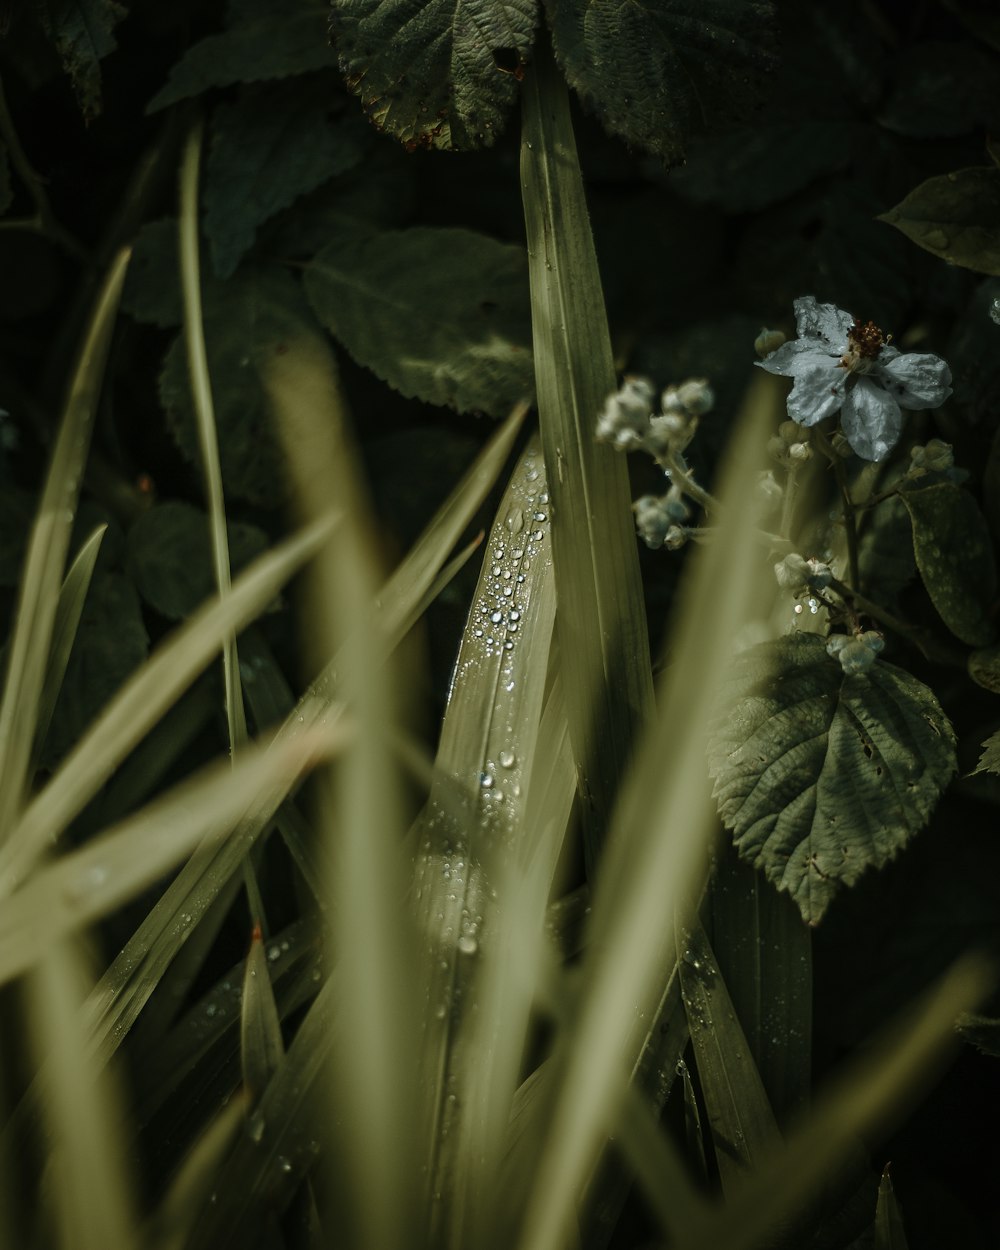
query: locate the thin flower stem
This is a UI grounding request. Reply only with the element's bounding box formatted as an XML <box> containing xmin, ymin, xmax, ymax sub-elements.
<box><xmin>828</xmin><ymin>577</ymin><xmax>967</xmax><ymax>668</ymax></box>
<box><xmin>815</xmin><ymin>427</ymin><xmax>861</xmax><ymax>591</ymax></box>
<box><xmin>658</xmin><ymin>453</ymin><xmax>720</xmax><ymax>514</ymax></box>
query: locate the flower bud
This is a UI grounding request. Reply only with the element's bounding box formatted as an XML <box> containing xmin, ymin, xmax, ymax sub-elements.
<box><xmin>675</xmin><ymin>377</ymin><xmax>714</xmax><ymax>416</ymax></box>
<box><xmin>597</xmin><ymin>377</ymin><xmax>655</xmax><ymax>450</ymax></box>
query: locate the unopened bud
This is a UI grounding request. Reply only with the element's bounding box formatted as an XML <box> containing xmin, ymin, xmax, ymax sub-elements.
<box><xmin>755</xmin><ymin>328</ymin><xmax>786</xmax><ymax>358</ymax></box>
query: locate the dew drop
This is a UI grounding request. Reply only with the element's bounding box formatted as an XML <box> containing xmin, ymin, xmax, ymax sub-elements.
<box><xmin>499</xmin><ymin>749</ymin><xmax>516</xmax><ymax>768</ymax></box>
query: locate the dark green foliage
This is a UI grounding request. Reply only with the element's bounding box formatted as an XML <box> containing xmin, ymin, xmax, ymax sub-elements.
<box><xmin>328</xmin><ymin>0</ymin><xmax>538</xmax><ymax>150</ymax></box>
<box><xmin>545</xmin><ymin>0</ymin><xmax>778</xmax><ymax>164</ymax></box>
<box><xmin>304</xmin><ymin>223</ymin><xmax>534</xmax><ymax>415</ymax></box>
<box><xmin>878</xmin><ymin>166</ymin><xmax>1000</xmax><ymax>277</ymax></box>
<box><xmin>158</xmin><ymin>266</ymin><xmax>319</xmax><ymax>507</ymax></box>
<box><xmin>125</xmin><ymin>501</ymin><xmax>269</xmax><ymax>620</ymax></box>
<box><xmin>901</xmin><ymin>482</ymin><xmax>997</xmax><ymax>647</ymax></box>
<box><xmin>36</xmin><ymin>0</ymin><xmax>126</xmax><ymax>120</ymax></box>
<box><xmin>203</xmin><ymin>74</ymin><xmax>372</xmax><ymax>278</ymax></box>
<box><xmin>146</xmin><ymin>0</ymin><xmax>335</xmax><ymax>112</ymax></box>
<box><xmin>708</xmin><ymin>634</ymin><xmax>957</xmax><ymax>924</ymax></box>
<box><xmin>878</xmin><ymin>40</ymin><xmax>1000</xmax><ymax>138</ymax></box>
<box><xmin>122</xmin><ymin>218</ymin><xmax>183</xmax><ymax>327</ymax></box>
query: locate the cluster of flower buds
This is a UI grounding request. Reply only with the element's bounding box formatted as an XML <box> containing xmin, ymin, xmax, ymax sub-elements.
<box><xmin>597</xmin><ymin>376</ymin><xmax>714</xmax><ymax>458</ymax></box>
<box><xmin>632</xmin><ymin>486</ymin><xmax>690</xmax><ymax>549</ymax></box>
<box><xmin>907</xmin><ymin>438</ymin><xmax>955</xmax><ymax>475</ymax></box>
<box><xmin>826</xmin><ymin>630</ymin><xmax>885</xmax><ymax>675</ymax></box>
<box><xmin>774</xmin><ymin>552</ymin><xmax>834</xmax><ymax>592</ymax></box>
<box><xmin>767</xmin><ymin>419</ymin><xmax>813</xmax><ymax>469</ymax></box>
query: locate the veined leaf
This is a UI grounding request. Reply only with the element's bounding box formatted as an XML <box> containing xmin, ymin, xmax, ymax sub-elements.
<box><xmin>204</xmin><ymin>77</ymin><xmax>371</xmax><ymax>279</ymax></box>
<box><xmin>146</xmin><ymin>0</ymin><xmax>334</xmax><ymax>113</ymax></box>
<box><xmin>973</xmin><ymin>726</ymin><xmax>1000</xmax><ymax>776</ymax></box>
<box><xmin>329</xmin><ymin>0</ymin><xmax>538</xmax><ymax>150</ymax></box>
<box><xmin>877</xmin><ymin>166</ymin><xmax>1000</xmax><ymax>277</ymax></box>
<box><xmin>304</xmin><ymin>223</ymin><xmax>534</xmax><ymax>416</ymax></box>
<box><xmin>708</xmin><ymin>633</ymin><xmax>957</xmax><ymax>925</ymax></box>
<box><xmin>544</xmin><ymin>0</ymin><xmax>778</xmax><ymax>164</ymax></box>
<box><xmin>901</xmin><ymin>482</ymin><xmax>997</xmax><ymax>647</ymax></box>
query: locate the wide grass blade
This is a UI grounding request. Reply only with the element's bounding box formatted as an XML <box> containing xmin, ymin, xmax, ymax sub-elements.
<box><xmin>520</xmin><ymin>31</ymin><xmax>654</xmax><ymax>870</ymax></box>
<box><xmin>0</xmin><ymin>248</ymin><xmax>130</xmax><ymax>843</ymax></box>
<box><xmin>515</xmin><ymin>375</ymin><xmax>777</xmax><ymax>1250</ymax></box>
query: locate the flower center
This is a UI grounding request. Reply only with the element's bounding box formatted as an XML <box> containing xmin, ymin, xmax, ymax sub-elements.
<box><xmin>839</xmin><ymin>318</ymin><xmax>886</xmax><ymax>374</ymax></box>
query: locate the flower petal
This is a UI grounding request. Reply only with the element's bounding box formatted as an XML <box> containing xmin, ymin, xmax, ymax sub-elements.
<box><xmin>755</xmin><ymin>340</ymin><xmax>835</xmax><ymax>378</ymax></box>
<box><xmin>792</xmin><ymin>296</ymin><xmax>854</xmax><ymax>349</ymax></box>
<box><xmin>876</xmin><ymin>352</ymin><xmax>953</xmax><ymax>410</ymax></box>
<box><xmin>841</xmin><ymin>377</ymin><xmax>902</xmax><ymax>461</ymax></box>
<box><xmin>785</xmin><ymin>362</ymin><xmax>846</xmax><ymax>426</ymax></box>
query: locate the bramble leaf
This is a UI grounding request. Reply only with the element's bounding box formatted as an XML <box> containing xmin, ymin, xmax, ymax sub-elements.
<box><xmin>304</xmin><ymin>223</ymin><xmax>534</xmax><ymax>415</ymax></box>
<box><xmin>38</xmin><ymin>0</ymin><xmax>126</xmax><ymax>120</ymax></box>
<box><xmin>973</xmin><ymin>727</ymin><xmax>1000</xmax><ymax>776</ymax></box>
<box><xmin>204</xmin><ymin>76</ymin><xmax>372</xmax><ymax>278</ymax></box>
<box><xmin>900</xmin><ymin>482</ymin><xmax>997</xmax><ymax>647</ymax></box>
<box><xmin>147</xmin><ymin>0</ymin><xmax>334</xmax><ymax>113</ymax></box>
<box><xmin>877</xmin><ymin>166</ymin><xmax>1000</xmax><ymax>277</ymax></box>
<box><xmin>708</xmin><ymin>633</ymin><xmax>956</xmax><ymax>925</ymax></box>
<box><xmin>159</xmin><ymin>266</ymin><xmax>321</xmax><ymax>507</ymax></box>
<box><xmin>122</xmin><ymin>219</ymin><xmax>182</xmax><ymax>327</ymax></box>
<box><xmin>125</xmin><ymin>501</ymin><xmax>269</xmax><ymax>620</ymax></box>
<box><xmin>544</xmin><ymin>0</ymin><xmax>778</xmax><ymax>164</ymax></box>
<box><xmin>329</xmin><ymin>0</ymin><xmax>537</xmax><ymax>150</ymax></box>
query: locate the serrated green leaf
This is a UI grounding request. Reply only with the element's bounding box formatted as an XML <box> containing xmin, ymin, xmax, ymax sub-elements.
<box><xmin>708</xmin><ymin>633</ymin><xmax>957</xmax><ymax>925</ymax></box>
<box><xmin>204</xmin><ymin>76</ymin><xmax>371</xmax><ymax>279</ymax></box>
<box><xmin>545</xmin><ymin>0</ymin><xmax>778</xmax><ymax>164</ymax></box>
<box><xmin>874</xmin><ymin>1165</ymin><xmax>909</xmax><ymax>1250</ymax></box>
<box><xmin>973</xmin><ymin>726</ymin><xmax>1000</xmax><ymax>776</ymax></box>
<box><xmin>901</xmin><ymin>482</ymin><xmax>997</xmax><ymax>646</ymax></box>
<box><xmin>125</xmin><ymin>501</ymin><xmax>268</xmax><ymax>620</ymax></box>
<box><xmin>968</xmin><ymin>643</ymin><xmax>1000</xmax><ymax>695</ymax></box>
<box><xmin>304</xmin><ymin>224</ymin><xmax>534</xmax><ymax>415</ymax></box>
<box><xmin>146</xmin><ymin>0</ymin><xmax>334</xmax><ymax>112</ymax></box>
<box><xmin>38</xmin><ymin>0</ymin><xmax>126</xmax><ymax>120</ymax></box>
<box><xmin>857</xmin><ymin>487</ymin><xmax>917</xmax><ymax>610</ymax></box>
<box><xmin>878</xmin><ymin>166</ymin><xmax>1000</xmax><ymax>277</ymax></box>
<box><xmin>159</xmin><ymin>267</ymin><xmax>317</xmax><ymax>507</ymax></box>
<box><xmin>329</xmin><ymin>0</ymin><xmax>537</xmax><ymax>151</ymax></box>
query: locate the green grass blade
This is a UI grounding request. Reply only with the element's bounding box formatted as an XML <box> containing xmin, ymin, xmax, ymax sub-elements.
<box><xmin>27</xmin><ymin>939</ymin><xmax>138</xmax><ymax>1250</ymax></box>
<box><xmin>520</xmin><ymin>32</ymin><xmax>654</xmax><ymax>869</ymax></box>
<box><xmin>32</xmin><ymin>523</ymin><xmax>107</xmax><ymax>766</ymax></box>
<box><xmin>675</xmin><ymin>913</ymin><xmax>781</xmax><ymax>1194</ymax></box>
<box><xmin>874</xmin><ymin>1165</ymin><xmax>909</xmax><ymax>1250</ymax></box>
<box><xmin>710</xmin><ymin>846</ymin><xmax>812</xmax><ymax>1122</ymax></box>
<box><xmin>409</xmin><ymin>436</ymin><xmax>562</xmax><ymax>1249</ymax></box>
<box><xmin>515</xmin><ymin>376</ymin><xmax>777</xmax><ymax>1250</ymax></box>
<box><xmin>678</xmin><ymin>954</ymin><xmax>992</xmax><ymax>1250</ymax></box>
<box><xmin>0</xmin><ymin>248</ymin><xmax>130</xmax><ymax>842</ymax></box>
<box><xmin>0</xmin><ymin>719</ymin><xmax>343</xmax><ymax>987</ymax></box>
<box><xmin>0</xmin><ymin>515</ymin><xmax>335</xmax><ymax>895</ymax></box>
<box><xmin>241</xmin><ymin>922</ymin><xmax>286</xmax><ymax>1106</ymax></box>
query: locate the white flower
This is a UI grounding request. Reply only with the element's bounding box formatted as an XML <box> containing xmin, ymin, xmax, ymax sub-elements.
<box><xmin>755</xmin><ymin>296</ymin><xmax>952</xmax><ymax>461</ymax></box>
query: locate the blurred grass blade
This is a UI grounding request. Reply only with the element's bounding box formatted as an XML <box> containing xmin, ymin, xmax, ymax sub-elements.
<box><xmin>874</xmin><ymin>1165</ymin><xmax>909</xmax><ymax>1250</ymax></box>
<box><xmin>520</xmin><ymin>31</ymin><xmax>653</xmax><ymax>869</ymax></box>
<box><xmin>515</xmin><ymin>376</ymin><xmax>777</xmax><ymax>1250</ymax></box>
<box><xmin>262</xmin><ymin>329</ymin><xmax>420</xmax><ymax>1250</ymax></box>
<box><xmin>0</xmin><ymin>249</ymin><xmax>129</xmax><ymax>843</ymax></box>
<box><xmin>710</xmin><ymin>846</ymin><xmax>812</xmax><ymax>1122</ymax></box>
<box><xmin>675</xmin><ymin>913</ymin><xmax>780</xmax><ymax>1193</ymax></box>
<box><xmin>0</xmin><ymin>514</ymin><xmax>335</xmax><ymax>895</ymax></box>
<box><xmin>678</xmin><ymin>1059</ymin><xmax>708</xmax><ymax>1184</ymax></box>
<box><xmin>27</xmin><ymin>939</ymin><xmax>137</xmax><ymax>1250</ymax></box>
<box><xmin>409</xmin><ymin>437</ymin><xmax>562</xmax><ymax>1249</ymax></box>
<box><xmin>241</xmin><ymin>922</ymin><xmax>285</xmax><ymax>1107</ymax></box>
<box><xmin>32</xmin><ymin>523</ymin><xmax>107</xmax><ymax>767</ymax></box>
<box><xmin>0</xmin><ymin>720</ymin><xmax>344</xmax><ymax>986</ymax></box>
<box><xmin>679</xmin><ymin>954</ymin><xmax>992</xmax><ymax>1250</ymax></box>
<box><xmin>145</xmin><ymin>1095</ymin><xmax>246</xmax><ymax>1250</ymax></box>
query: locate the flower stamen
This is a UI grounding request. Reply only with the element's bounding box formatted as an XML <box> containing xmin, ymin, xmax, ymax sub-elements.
<box><xmin>839</xmin><ymin>318</ymin><xmax>886</xmax><ymax>374</ymax></box>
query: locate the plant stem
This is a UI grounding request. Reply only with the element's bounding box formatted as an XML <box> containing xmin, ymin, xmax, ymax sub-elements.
<box><xmin>828</xmin><ymin>577</ymin><xmax>967</xmax><ymax>668</ymax></box>
<box><xmin>815</xmin><ymin>427</ymin><xmax>861</xmax><ymax>591</ymax></box>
